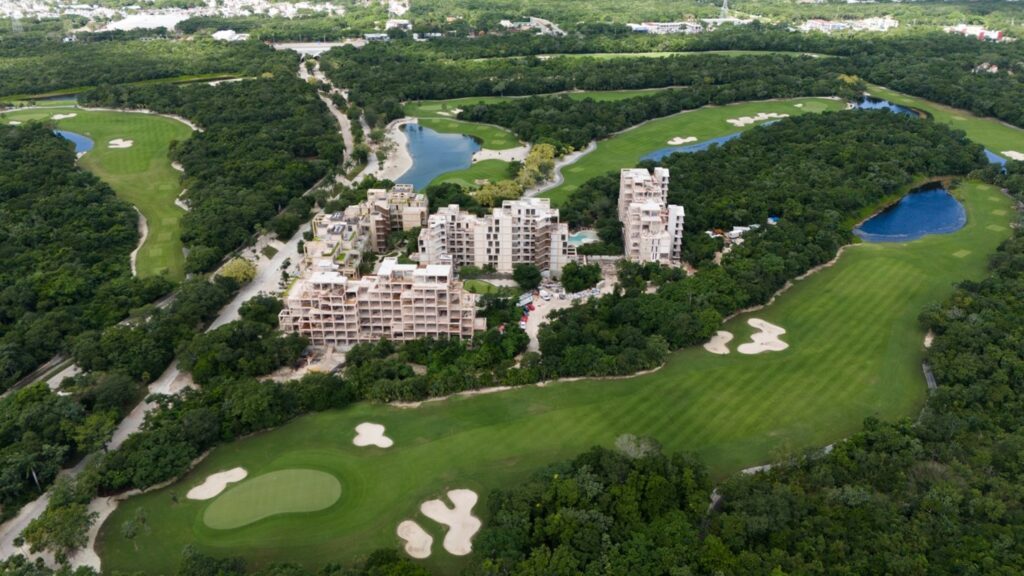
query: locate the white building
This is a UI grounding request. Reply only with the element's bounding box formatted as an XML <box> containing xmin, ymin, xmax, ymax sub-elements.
<box><xmin>619</xmin><ymin>168</ymin><xmax>685</xmax><ymax>265</ymax></box>
<box><xmin>945</xmin><ymin>24</ymin><xmax>1004</xmax><ymax>41</ymax></box>
<box><xmin>385</xmin><ymin>18</ymin><xmax>411</xmax><ymax>30</ymax></box>
<box><xmin>211</xmin><ymin>29</ymin><xmax>250</xmax><ymax>41</ymax></box>
<box><xmin>627</xmin><ymin>21</ymin><xmax>703</xmax><ymax>34</ymax></box>
<box><xmin>279</xmin><ymin>258</ymin><xmax>484</xmax><ymax>347</ymax></box>
<box><xmin>418</xmin><ymin>198</ymin><xmax>573</xmax><ymax>275</ymax></box>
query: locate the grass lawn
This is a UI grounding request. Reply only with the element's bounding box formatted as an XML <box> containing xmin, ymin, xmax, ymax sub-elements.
<box><xmin>203</xmin><ymin>469</ymin><xmax>342</xmax><ymax>530</ymax></box>
<box><xmin>416</xmin><ymin>118</ymin><xmax>519</xmax><ymax>150</ymax></box>
<box><xmin>97</xmin><ymin>181</ymin><xmax>1014</xmax><ymax>575</ymax></box>
<box><xmin>463</xmin><ymin>279</ymin><xmax>517</xmax><ymax>297</ymax></box>
<box><xmin>541</xmin><ymin>97</ymin><xmax>846</xmax><ymax>205</ymax></box>
<box><xmin>1</xmin><ymin>107</ymin><xmax>193</xmax><ymax>280</ymax></box>
<box><xmin>867</xmin><ymin>84</ymin><xmax>1024</xmax><ymax>155</ymax></box>
<box><xmin>428</xmin><ymin>159</ymin><xmax>512</xmax><ymax>188</ymax></box>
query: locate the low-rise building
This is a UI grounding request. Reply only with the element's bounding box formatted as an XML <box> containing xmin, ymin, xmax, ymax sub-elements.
<box><xmin>945</xmin><ymin>24</ymin><xmax>1004</xmax><ymax>41</ymax></box>
<box><xmin>626</xmin><ymin>21</ymin><xmax>703</xmax><ymax>34</ymax></box>
<box><xmin>418</xmin><ymin>198</ymin><xmax>573</xmax><ymax>274</ymax></box>
<box><xmin>279</xmin><ymin>258</ymin><xmax>483</xmax><ymax>347</ymax></box>
<box><xmin>619</xmin><ymin>168</ymin><xmax>685</xmax><ymax>265</ymax></box>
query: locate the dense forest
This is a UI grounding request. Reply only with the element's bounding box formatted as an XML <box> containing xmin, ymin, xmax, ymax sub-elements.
<box><xmin>82</xmin><ymin>74</ymin><xmax>344</xmax><ymax>272</ymax></box>
<box><xmin>0</xmin><ymin>36</ymin><xmax>293</xmax><ymax>98</ymax></box>
<box><xmin>0</xmin><ymin>124</ymin><xmax>170</xmax><ymax>393</ymax></box>
<box><xmin>0</xmin><ymin>274</ymin><xmax>233</xmax><ymax>525</ymax></box>
<box><xmin>536</xmin><ymin>110</ymin><xmax>985</xmax><ymax>377</ymax></box>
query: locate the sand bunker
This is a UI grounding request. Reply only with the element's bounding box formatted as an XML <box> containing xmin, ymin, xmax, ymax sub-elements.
<box><xmin>1001</xmin><ymin>150</ymin><xmax>1024</xmax><ymax>161</ymax></box>
<box><xmin>108</xmin><ymin>138</ymin><xmax>134</xmax><ymax>149</ymax></box>
<box><xmin>397</xmin><ymin>520</ymin><xmax>434</xmax><ymax>559</ymax></box>
<box><xmin>667</xmin><ymin>136</ymin><xmax>698</xmax><ymax>145</ymax></box>
<box><xmin>353</xmin><ymin>422</ymin><xmax>394</xmax><ymax>448</ymax></box>
<box><xmin>726</xmin><ymin>112</ymin><xmax>789</xmax><ymax>127</ymax></box>
<box><xmin>7</xmin><ymin>121</ymin><xmax>21</xmax><ymax>125</ymax></box>
<box><xmin>737</xmin><ymin>318</ymin><xmax>788</xmax><ymax>355</ymax></box>
<box><xmin>187</xmin><ymin>467</ymin><xmax>247</xmax><ymax>500</ymax></box>
<box><xmin>420</xmin><ymin>489</ymin><xmax>482</xmax><ymax>556</ymax></box>
<box><xmin>51</xmin><ymin>113</ymin><xmax>77</xmax><ymax>120</ymax></box>
<box><xmin>794</xmin><ymin>103</ymin><xmax>804</xmax><ymax>108</ymax></box>
<box><xmin>704</xmin><ymin>331</ymin><xmax>734</xmax><ymax>355</ymax></box>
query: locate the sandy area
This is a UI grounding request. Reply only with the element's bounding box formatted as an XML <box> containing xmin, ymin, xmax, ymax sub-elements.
<box><xmin>186</xmin><ymin>467</ymin><xmax>248</xmax><ymax>500</ymax></box>
<box><xmin>51</xmin><ymin>113</ymin><xmax>77</xmax><ymax>120</ymax></box>
<box><xmin>472</xmin><ymin>144</ymin><xmax>529</xmax><ymax>163</ymax></box>
<box><xmin>667</xmin><ymin>136</ymin><xmax>698</xmax><ymax>145</ymax></box>
<box><xmin>171</xmin><ymin>161</ymin><xmax>184</xmax><ymax>172</ymax></box>
<box><xmin>353</xmin><ymin>422</ymin><xmax>394</xmax><ymax>448</ymax></box>
<box><xmin>1001</xmin><ymin>150</ymin><xmax>1024</xmax><ymax>161</ymax></box>
<box><xmin>375</xmin><ymin>118</ymin><xmax>415</xmax><ymax>181</ymax></box>
<box><xmin>435</xmin><ymin>108</ymin><xmax>463</xmax><ymax>117</ymax></box>
<box><xmin>726</xmin><ymin>112</ymin><xmax>789</xmax><ymax>127</ymax></box>
<box><xmin>108</xmin><ymin>138</ymin><xmax>133</xmax><ymax>149</ymax></box>
<box><xmin>129</xmin><ymin>208</ymin><xmax>148</xmax><ymax>276</ymax></box>
<box><xmin>924</xmin><ymin>330</ymin><xmax>935</xmax><ymax>348</ymax></box>
<box><xmin>420</xmin><ymin>489</ymin><xmax>481</xmax><ymax>556</ymax></box>
<box><xmin>737</xmin><ymin>318</ymin><xmax>788</xmax><ymax>354</ymax></box>
<box><xmin>704</xmin><ymin>331</ymin><xmax>734</xmax><ymax>355</ymax></box>
<box><xmin>794</xmin><ymin>103</ymin><xmax>804</xmax><ymax>108</ymax></box>
<box><xmin>8</xmin><ymin>120</ymin><xmax>21</xmax><ymax>125</ymax></box>
<box><xmin>397</xmin><ymin>520</ymin><xmax>433</xmax><ymax>559</ymax></box>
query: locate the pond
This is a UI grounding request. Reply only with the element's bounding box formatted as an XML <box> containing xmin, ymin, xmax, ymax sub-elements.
<box><xmin>54</xmin><ymin>130</ymin><xmax>94</xmax><ymax>155</ymax></box>
<box><xmin>855</xmin><ymin>96</ymin><xmax>920</xmax><ymax>117</ymax></box>
<box><xmin>854</xmin><ymin>183</ymin><xmax>966</xmax><ymax>243</ymax></box>
<box><xmin>640</xmin><ymin>131</ymin><xmax>745</xmax><ymax>162</ymax></box>
<box><xmin>397</xmin><ymin>124</ymin><xmax>481</xmax><ymax>190</ymax></box>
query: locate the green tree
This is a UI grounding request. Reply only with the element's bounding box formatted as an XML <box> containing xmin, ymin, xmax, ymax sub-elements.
<box><xmin>513</xmin><ymin>264</ymin><xmax>542</xmax><ymax>291</ymax></box>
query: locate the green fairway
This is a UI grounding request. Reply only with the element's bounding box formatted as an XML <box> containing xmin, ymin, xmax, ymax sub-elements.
<box><xmin>867</xmin><ymin>84</ymin><xmax>1024</xmax><ymax>156</ymax></box>
<box><xmin>97</xmin><ymin>181</ymin><xmax>1014</xmax><ymax>575</ymax></box>
<box><xmin>404</xmin><ymin>87</ymin><xmax>684</xmax><ymax>117</ymax></box>
<box><xmin>203</xmin><ymin>469</ymin><xmax>342</xmax><ymax>530</ymax></box>
<box><xmin>417</xmin><ymin>118</ymin><xmax>519</xmax><ymax>150</ymax></box>
<box><xmin>541</xmin><ymin>97</ymin><xmax>846</xmax><ymax>205</ymax></box>
<box><xmin>1</xmin><ymin>107</ymin><xmax>193</xmax><ymax>280</ymax></box>
<box><xmin>428</xmin><ymin>159</ymin><xmax>512</xmax><ymax>188</ymax></box>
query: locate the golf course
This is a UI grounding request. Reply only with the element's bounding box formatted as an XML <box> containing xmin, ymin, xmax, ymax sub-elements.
<box><xmin>97</xmin><ymin>177</ymin><xmax>1015</xmax><ymax>574</ymax></box>
<box><xmin>0</xmin><ymin>106</ymin><xmax>193</xmax><ymax>280</ymax></box>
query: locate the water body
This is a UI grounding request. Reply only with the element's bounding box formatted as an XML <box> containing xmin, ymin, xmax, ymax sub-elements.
<box><xmin>855</xmin><ymin>96</ymin><xmax>919</xmax><ymax>117</ymax></box>
<box><xmin>54</xmin><ymin>130</ymin><xmax>94</xmax><ymax>154</ymax></box>
<box><xmin>854</xmin><ymin>184</ymin><xmax>966</xmax><ymax>243</ymax></box>
<box><xmin>397</xmin><ymin>124</ymin><xmax>481</xmax><ymax>190</ymax></box>
<box><xmin>640</xmin><ymin>132</ymin><xmax>743</xmax><ymax>162</ymax></box>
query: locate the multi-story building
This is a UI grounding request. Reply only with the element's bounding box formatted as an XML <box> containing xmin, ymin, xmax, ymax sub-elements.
<box><xmin>619</xmin><ymin>168</ymin><xmax>685</xmax><ymax>265</ymax></box>
<box><xmin>279</xmin><ymin>258</ymin><xmax>484</xmax><ymax>347</ymax></box>
<box><xmin>418</xmin><ymin>197</ymin><xmax>573</xmax><ymax>275</ymax></box>
<box><xmin>302</xmin><ymin>185</ymin><xmax>427</xmax><ymax>277</ymax></box>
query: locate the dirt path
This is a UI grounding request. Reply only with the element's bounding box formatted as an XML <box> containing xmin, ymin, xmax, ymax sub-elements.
<box><xmin>128</xmin><ymin>208</ymin><xmax>148</xmax><ymax>277</ymax></box>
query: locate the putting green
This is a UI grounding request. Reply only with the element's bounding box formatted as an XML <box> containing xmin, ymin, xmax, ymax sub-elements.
<box><xmin>203</xmin><ymin>469</ymin><xmax>341</xmax><ymax>530</ymax></box>
<box><xmin>0</xmin><ymin>106</ymin><xmax>192</xmax><ymax>280</ymax></box>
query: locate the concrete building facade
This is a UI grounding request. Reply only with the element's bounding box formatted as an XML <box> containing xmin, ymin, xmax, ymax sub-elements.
<box><xmin>418</xmin><ymin>197</ymin><xmax>573</xmax><ymax>274</ymax></box>
<box><xmin>619</xmin><ymin>168</ymin><xmax>685</xmax><ymax>265</ymax></box>
<box><xmin>279</xmin><ymin>258</ymin><xmax>484</xmax><ymax>347</ymax></box>
<box><xmin>302</xmin><ymin>185</ymin><xmax>427</xmax><ymax>277</ymax></box>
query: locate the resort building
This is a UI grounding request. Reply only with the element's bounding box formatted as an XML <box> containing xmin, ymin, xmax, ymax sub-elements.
<box><xmin>626</xmin><ymin>21</ymin><xmax>703</xmax><ymax>34</ymax></box>
<box><xmin>302</xmin><ymin>185</ymin><xmax>427</xmax><ymax>277</ymax></box>
<box><xmin>418</xmin><ymin>198</ymin><xmax>573</xmax><ymax>275</ymax></box>
<box><xmin>279</xmin><ymin>258</ymin><xmax>484</xmax><ymax>347</ymax></box>
<box><xmin>618</xmin><ymin>168</ymin><xmax>685</xmax><ymax>265</ymax></box>
<box><xmin>944</xmin><ymin>24</ymin><xmax>1004</xmax><ymax>41</ymax></box>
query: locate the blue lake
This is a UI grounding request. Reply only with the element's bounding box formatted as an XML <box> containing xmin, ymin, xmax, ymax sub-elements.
<box><xmin>397</xmin><ymin>124</ymin><xmax>481</xmax><ymax>190</ymax></box>
<box><xmin>54</xmin><ymin>130</ymin><xmax>94</xmax><ymax>154</ymax></box>
<box><xmin>854</xmin><ymin>185</ymin><xmax>966</xmax><ymax>243</ymax></box>
<box><xmin>855</xmin><ymin>96</ymin><xmax>919</xmax><ymax>117</ymax></box>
